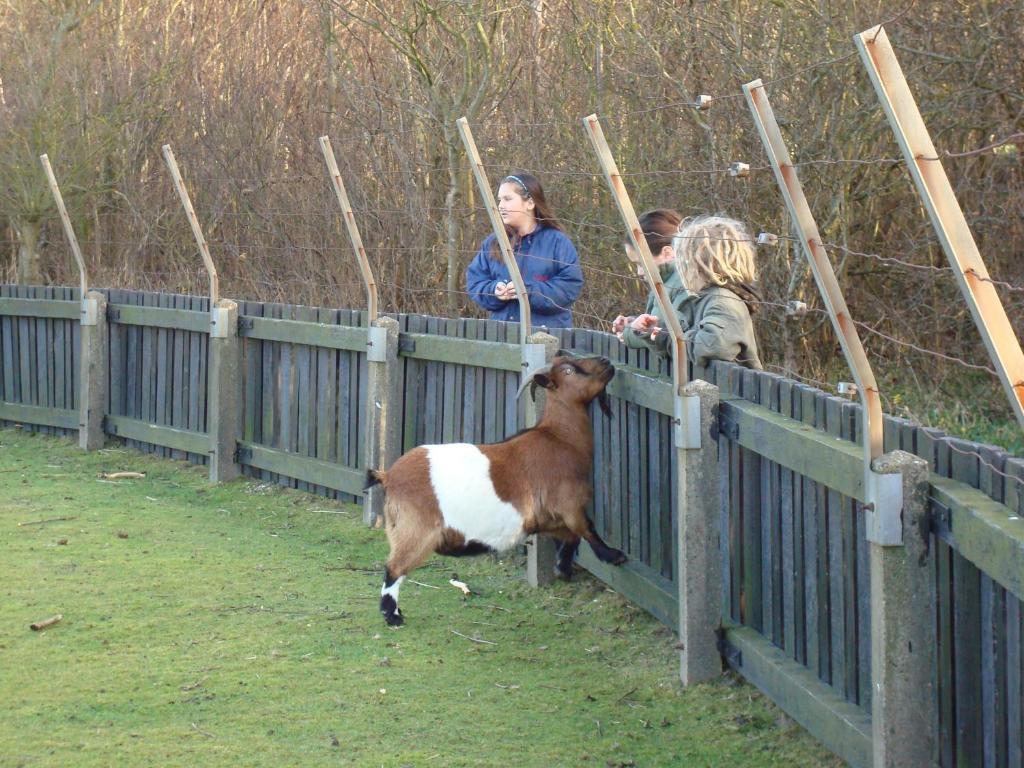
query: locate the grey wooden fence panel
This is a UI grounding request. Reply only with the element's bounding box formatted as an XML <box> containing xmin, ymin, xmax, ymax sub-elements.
<box><xmin>951</xmin><ymin>438</ymin><xmax>985</xmax><ymax>767</ymax></box>
<box><xmin>170</xmin><ymin>294</ymin><xmax>186</xmax><ymax>461</ymax></box>
<box><xmin>1010</xmin><ymin>593</ymin><xmax>1023</xmax><ymax>768</ymax></box>
<box><xmin>1</xmin><ymin>286</ymin><xmax>16</xmax><ymax>409</ymax></box>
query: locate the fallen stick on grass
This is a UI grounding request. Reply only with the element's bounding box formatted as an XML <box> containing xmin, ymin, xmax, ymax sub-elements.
<box><xmin>450</xmin><ymin>629</ymin><xmax>496</xmax><ymax>646</ymax></box>
<box><xmin>18</xmin><ymin>516</ymin><xmax>77</xmax><ymax>527</ymax></box>
<box><xmin>409</xmin><ymin>579</ymin><xmax>440</xmax><ymax>590</ymax></box>
<box><xmin>449</xmin><ymin>579</ymin><xmax>472</xmax><ymax>595</ymax></box>
<box><xmin>30</xmin><ymin>614</ymin><xmax>63</xmax><ymax>631</ymax></box>
<box><xmin>97</xmin><ymin>471</ymin><xmax>146</xmax><ymax>480</ymax></box>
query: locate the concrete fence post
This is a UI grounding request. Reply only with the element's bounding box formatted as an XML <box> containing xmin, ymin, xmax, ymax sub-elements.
<box><xmin>678</xmin><ymin>378</ymin><xmax>722</xmax><ymax>685</ymax></box>
<box><xmin>525</xmin><ymin>331</ymin><xmax>560</xmax><ymax>587</ymax></box>
<box><xmin>363</xmin><ymin>316</ymin><xmax>401</xmax><ymax>527</ymax></box>
<box><xmin>78</xmin><ymin>290</ymin><xmax>108</xmax><ymax>450</ymax></box>
<box><xmin>207</xmin><ymin>298</ymin><xmax>241</xmax><ymax>482</ymax></box>
<box><xmin>869</xmin><ymin>450</ymin><xmax>937</xmax><ymax>767</ymax></box>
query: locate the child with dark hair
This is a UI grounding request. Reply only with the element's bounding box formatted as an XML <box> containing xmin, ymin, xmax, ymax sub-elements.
<box><xmin>466</xmin><ymin>172</ymin><xmax>583</xmax><ymax>329</ymax></box>
<box><xmin>611</xmin><ymin>209</ymin><xmax>687</xmax><ymax>347</ymax></box>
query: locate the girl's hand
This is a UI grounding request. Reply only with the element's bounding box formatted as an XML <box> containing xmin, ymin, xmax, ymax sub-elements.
<box><xmin>630</xmin><ymin>313</ymin><xmax>662</xmax><ymax>339</ymax></box>
<box><xmin>611</xmin><ymin>314</ymin><xmax>634</xmax><ymax>340</ymax></box>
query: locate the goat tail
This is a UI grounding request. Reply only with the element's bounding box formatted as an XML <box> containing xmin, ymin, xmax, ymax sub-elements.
<box><xmin>364</xmin><ymin>469</ymin><xmax>387</xmax><ymax>490</ymax></box>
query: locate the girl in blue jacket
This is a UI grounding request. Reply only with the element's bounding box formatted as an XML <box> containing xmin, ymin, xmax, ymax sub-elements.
<box><xmin>465</xmin><ymin>172</ymin><xmax>583</xmax><ymax>329</ymax></box>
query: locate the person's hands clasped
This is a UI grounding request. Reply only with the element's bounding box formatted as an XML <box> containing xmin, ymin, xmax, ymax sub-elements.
<box><xmin>494</xmin><ymin>281</ymin><xmax>519</xmax><ymax>301</ymax></box>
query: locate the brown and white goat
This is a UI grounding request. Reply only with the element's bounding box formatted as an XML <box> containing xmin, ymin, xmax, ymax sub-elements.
<box><xmin>365</xmin><ymin>354</ymin><xmax>625</xmax><ymax>626</ymax></box>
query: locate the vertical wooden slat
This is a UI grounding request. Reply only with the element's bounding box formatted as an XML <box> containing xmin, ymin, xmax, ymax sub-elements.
<box><xmin>1008</xmin><ymin>594</ymin><xmax>1022</xmax><ymax>768</ymax></box>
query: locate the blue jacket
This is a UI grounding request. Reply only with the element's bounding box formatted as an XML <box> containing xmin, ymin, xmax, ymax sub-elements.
<box><xmin>465</xmin><ymin>226</ymin><xmax>583</xmax><ymax>329</ymax></box>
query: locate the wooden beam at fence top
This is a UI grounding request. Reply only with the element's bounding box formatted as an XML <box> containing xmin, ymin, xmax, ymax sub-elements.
<box><xmin>239</xmin><ymin>315</ymin><xmax>369</xmax><ymax>352</ymax></box>
<box><xmin>605</xmin><ymin>366</ymin><xmax>674</xmax><ymax>416</ymax></box>
<box><xmin>720</xmin><ymin>398</ymin><xmax>867</xmax><ymax>503</ymax></box>
<box><xmin>743</xmin><ymin>80</ymin><xmax>883</xmax><ymax>468</ymax></box>
<box><xmin>104</xmin><ymin>414</ymin><xmax>209</xmax><ymax>455</ymax></box>
<box><xmin>456</xmin><ymin>117</ymin><xmax>531</xmax><ymax>344</ymax></box>
<box><xmin>931</xmin><ymin>475</ymin><xmax>1024</xmax><ymax>602</ymax></box>
<box><xmin>0</xmin><ymin>298</ymin><xmax>79</xmax><ymax>320</ymax></box>
<box><xmin>162</xmin><ymin>144</ymin><xmax>219</xmax><ymax>306</ymax></box>
<box><xmin>109</xmin><ymin>303</ymin><xmax>209</xmax><ymax>333</ymax></box>
<box><xmin>0</xmin><ymin>401</ymin><xmax>78</xmax><ymax>430</ymax></box>
<box><xmin>399</xmin><ymin>333</ymin><xmax>522</xmax><ymax>371</ymax></box>
<box><xmin>39</xmin><ymin>155</ymin><xmax>88</xmax><ymax>297</ymax></box>
<box><xmin>237</xmin><ymin>441</ymin><xmax>365</xmax><ymax>496</ymax></box>
<box><xmin>855</xmin><ymin>26</ymin><xmax>1024</xmax><ymax>431</ymax></box>
<box><xmin>581</xmin><ymin>114</ymin><xmax>688</xmax><ymax>396</ymax></box>
<box><xmin>723</xmin><ymin>625</ymin><xmax>873</xmax><ymax>768</ymax></box>
<box><xmin>319</xmin><ymin>135</ymin><xmax>378</xmax><ymax>324</ymax></box>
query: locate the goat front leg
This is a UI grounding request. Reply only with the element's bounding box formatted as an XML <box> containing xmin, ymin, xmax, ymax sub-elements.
<box><xmin>564</xmin><ymin>511</ymin><xmax>627</xmax><ymax>566</ymax></box>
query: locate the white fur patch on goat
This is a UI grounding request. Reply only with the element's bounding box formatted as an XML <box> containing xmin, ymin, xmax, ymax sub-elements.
<box><xmin>425</xmin><ymin>443</ymin><xmax>525</xmax><ymax>552</ymax></box>
<box><xmin>381</xmin><ymin>575</ymin><xmax>405</xmax><ymax>600</ymax></box>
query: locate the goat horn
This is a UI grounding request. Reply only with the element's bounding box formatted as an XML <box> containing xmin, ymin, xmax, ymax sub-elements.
<box><xmin>516</xmin><ymin>363</ymin><xmax>553</xmax><ymax>401</ymax></box>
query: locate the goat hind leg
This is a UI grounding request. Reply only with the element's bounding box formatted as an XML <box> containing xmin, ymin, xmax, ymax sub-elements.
<box><xmin>381</xmin><ymin>531</ymin><xmax>440</xmax><ymax>626</ymax></box>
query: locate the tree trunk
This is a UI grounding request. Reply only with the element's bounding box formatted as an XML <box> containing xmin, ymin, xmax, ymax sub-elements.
<box><xmin>444</xmin><ymin>132</ymin><xmax>460</xmax><ymax>316</ymax></box>
<box><xmin>14</xmin><ymin>218</ymin><xmax>42</xmax><ymax>285</ymax></box>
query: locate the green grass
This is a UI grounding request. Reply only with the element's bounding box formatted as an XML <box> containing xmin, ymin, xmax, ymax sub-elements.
<box><xmin>0</xmin><ymin>428</ymin><xmax>840</xmax><ymax>768</ymax></box>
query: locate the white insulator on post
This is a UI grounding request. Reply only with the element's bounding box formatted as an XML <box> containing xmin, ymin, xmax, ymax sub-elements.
<box><xmin>785</xmin><ymin>300</ymin><xmax>808</xmax><ymax>317</ymax></box>
<box><xmin>837</xmin><ymin>381</ymin><xmax>858</xmax><ymax>397</ymax></box>
<box><xmin>728</xmin><ymin>161</ymin><xmax>750</xmax><ymax>178</ymax></box>
<box><xmin>756</xmin><ymin>232</ymin><xmax>778</xmax><ymax>246</ymax></box>
<box><xmin>695</xmin><ymin>94</ymin><xmax>713</xmax><ymax>111</ymax></box>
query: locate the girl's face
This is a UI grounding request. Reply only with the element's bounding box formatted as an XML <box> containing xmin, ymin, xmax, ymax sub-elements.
<box><xmin>497</xmin><ymin>182</ymin><xmax>536</xmax><ymax>235</ymax></box>
<box><xmin>624</xmin><ymin>243</ymin><xmax>675</xmax><ymax>277</ymax></box>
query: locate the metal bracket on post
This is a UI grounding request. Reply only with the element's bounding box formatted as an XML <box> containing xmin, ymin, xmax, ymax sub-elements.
<box><xmin>209</xmin><ymin>304</ymin><xmax>231</xmax><ymax>339</ymax></box>
<box><xmin>865</xmin><ymin>466</ymin><xmax>904</xmax><ymax>546</ymax></box>
<box><xmin>674</xmin><ymin>394</ymin><xmax>701</xmax><ymax>449</ymax></box>
<box><xmin>80</xmin><ymin>297</ymin><xmax>99</xmax><ymax>327</ymax></box>
<box><xmin>521</xmin><ymin>341</ymin><xmax>546</xmax><ymax>379</ymax></box>
<box><xmin>366</xmin><ymin>325</ymin><xmax>388</xmax><ymax>363</ymax></box>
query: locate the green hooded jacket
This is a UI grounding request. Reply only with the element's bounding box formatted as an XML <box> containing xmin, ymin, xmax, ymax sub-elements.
<box><xmin>623</xmin><ymin>274</ymin><xmax>763</xmax><ymax>370</ymax></box>
<box><xmin>622</xmin><ymin>264</ymin><xmax>689</xmax><ymax>351</ymax></box>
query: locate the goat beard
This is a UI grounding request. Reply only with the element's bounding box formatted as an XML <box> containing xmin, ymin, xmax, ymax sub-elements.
<box><xmin>596</xmin><ymin>390</ymin><xmax>612</xmax><ymax>417</ymax></box>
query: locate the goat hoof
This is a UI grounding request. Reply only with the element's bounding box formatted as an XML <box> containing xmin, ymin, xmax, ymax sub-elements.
<box><xmin>609</xmin><ymin>550</ymin><xmax>627</xmax><ymax>566</ymax></box>
<box><xmin>555</xmin><ymin>565</ymin><xmax>574</xmax><ymax>581</ymax></box>
<box><xmin>384</xmin><ymin>611</ymin><xmax>405</xmax><ymax>627</ymax></box>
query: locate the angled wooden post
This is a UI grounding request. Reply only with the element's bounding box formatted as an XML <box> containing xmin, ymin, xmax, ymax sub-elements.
<box><xmin>162</xmin><ymin>144</ymin><xmax>240</xmax><ymax>482</ymax></box>
<box><xmin>162</xmin><ymin>145</ymin><xmax>219</xmax><ymax>306</ymax></box>
<box><xmin>39</xmin><ymin>154</ymin><xmax>106</xmax><ymax>450</ymax></box>
<box><xmin>855</xmin><ymin>25</ymin><xmax>1024</xmax><ymax>432</ymax></box>
<box><xmin>582</xmin><ymin>114</ymin><xmax>711</xmax><ymax>684</ymax></box>
<box><xmin>743</xmin><ymin>80</ymin><xmax>902</xmax><ymax>546</ymax></box>
<box><xmin>456</xmin><ymin>117</ymin><xmax>532</xmax><ymax>344</ymax></box>
<box><xmin>582</xmin><ymin>115</ymin><xmax>690</xmax><ymax>398</ymax></box>
<box><xmin>318</xmin><ymin>135</ymin><xmax>378</xmax><ymax>325</ymax></box>
<box><xmin>362</xmin><ymin>316</ymin><xmax>401</xmax><ymax>527</ymax></box>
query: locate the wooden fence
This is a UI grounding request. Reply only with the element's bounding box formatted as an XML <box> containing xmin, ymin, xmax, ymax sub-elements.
<box><xmin>1</xmin><ymin>284</ymin><xmax>1021</xmax><ymax>768</ymax></box>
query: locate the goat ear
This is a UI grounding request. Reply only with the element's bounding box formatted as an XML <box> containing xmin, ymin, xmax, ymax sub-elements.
<box><xmin>532</xmin><ymin>372</ymin><xmax>555</xmax><ymax>390</ymax></box>
<box><xmin>516</xmin><ymin>364</ymin><xmax>554</xmax><ymax>401</ymax></box>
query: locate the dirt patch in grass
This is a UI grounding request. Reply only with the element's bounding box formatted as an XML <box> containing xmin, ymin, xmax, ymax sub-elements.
<box><xmin>0</xmin><ymin>428</ymin><xmax>841</xmax><ymax>767</ymax></box>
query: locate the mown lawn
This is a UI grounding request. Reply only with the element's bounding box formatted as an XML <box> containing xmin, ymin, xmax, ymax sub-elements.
<box><xmin>0</xmin><ymin>428</ymin><xmax>841</xmax><ymax>768</ymax></box>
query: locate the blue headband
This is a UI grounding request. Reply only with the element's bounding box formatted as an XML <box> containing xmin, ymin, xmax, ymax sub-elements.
<box><xmin>501</xmin><ymin>175</ymin><xmax>531</xmax><ymax>198</ymax></box>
